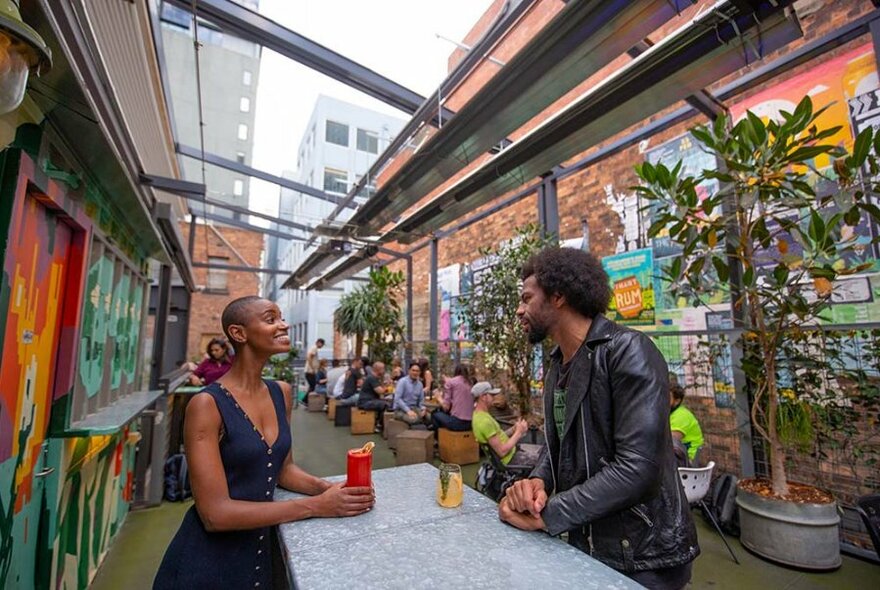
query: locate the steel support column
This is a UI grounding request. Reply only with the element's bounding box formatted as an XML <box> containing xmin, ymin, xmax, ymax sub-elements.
<box><xmin>429</xmin><ymin>238</ymin><xmax>439</xmax><ymax>343</ymax></box>
<box><xmin>406</xmin><ymin>255</ymin><xmax>414</xmax><ymax>364</ymax></box>
<box><xmin>188</xmin><ymin>214</ymin><xmax>197</xmax><ymax>260</ymax></box>
<box><xmin>537</xmin><ymin>171</ymin><xmax>559</xmax><ymax>238</ymax></box>
<box><xmin>150</xmin><ymin>264</ymin><xmax>172</xmax><ymax>390</ymax></box>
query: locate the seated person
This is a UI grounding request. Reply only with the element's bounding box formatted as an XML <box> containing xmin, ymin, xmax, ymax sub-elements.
<box><xmin>337</xmin><ymin>357</ymin><xmax>363</xmax><ymax>407</ymax></box>
<box><xmin>330</xmin><ymin>370</ymin><xmax>347</xmax><ymax>399</ymax></box>
<box><xmin>472</xmin><ymin>382</ymin><xmax>541</xmax><ymax>467</ymax></box>
<box><xmin>189</xmin><ymin>338</ymin><xmax>233</xmax><ymax>386</ymax></box>
<box><xmin>315</xmin><ymin>359</ymin><xmax>329</xmax><ymax>394</ymax></box>
<box><xmin>431</xmin><ymin>363</ymin><xmax>474</xmax><ymax>432</ymax></box>
<box><xmin>393</xmin><ymin>362</ymin><xmax>429</xmax><ymax>426</ymax></box>
<box><xmin>357</xmin><ymin>361</ymin><xmax>392</xmax><ymax>432</ymax></box>
<box><xmin>670</xmin><ymin>384</ymin><xmax>704</xmax><ymax>466</ymax></box>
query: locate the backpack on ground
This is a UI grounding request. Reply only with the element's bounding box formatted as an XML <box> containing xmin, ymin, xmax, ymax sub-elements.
<box><xmin>700</xmin><ymin>473</ymin><xmax>740</xmax><ymax>536</ymax></box>
<box><xmin>164</xmin><ymin>453</ymin><xmax>192</xmax><ymax>502</ymax></box>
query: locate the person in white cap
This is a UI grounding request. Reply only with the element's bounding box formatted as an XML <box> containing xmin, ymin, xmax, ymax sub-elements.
<box><xmin>471</xmin><ymin>381</ymin><xmax>542</xmax><ymax>467</ymax></box>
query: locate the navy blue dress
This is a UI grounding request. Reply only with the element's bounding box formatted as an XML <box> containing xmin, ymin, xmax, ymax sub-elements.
<box><xmin>154</xmin><ymin>380</ymin><xmax>292</xmax><ymax>589</ymax></box>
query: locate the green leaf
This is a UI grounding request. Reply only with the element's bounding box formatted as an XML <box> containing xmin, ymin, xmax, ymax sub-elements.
<box><xmin>844</xmin><ymin>205</ymin><xmax>861</xmax><ymax>227</ymax></box>
<box><xmin>853</xmin><ymin>128</ymin><xmax>873</xmax><ymax>166</ymax></box>
<box><xmin>712</xmin><ymin>256</ymin><xmax>730</xmax><ymax>282</ymax></box>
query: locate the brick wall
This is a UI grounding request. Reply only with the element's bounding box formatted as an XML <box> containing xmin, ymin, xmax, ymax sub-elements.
<box><xmin>180</xmin><ymin>222</ymin><xmax>264</xmax><ymax>361</ymax></box>
<box><xmin>383</xmin><ymin>0</ymin><xmax>879</xmax><ymax>527</ymax></box>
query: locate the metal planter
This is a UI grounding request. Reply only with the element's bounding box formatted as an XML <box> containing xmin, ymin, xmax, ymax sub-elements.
<box><xmin>736</xmin><ymin>484</ymin><xmax>841</xmax><ymax>570</ymax></box>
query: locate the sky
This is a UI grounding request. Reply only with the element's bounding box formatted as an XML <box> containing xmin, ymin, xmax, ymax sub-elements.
<box><xmin>247</xmin><ymin>0</ymin><xmax>496</xmax><ymax>220</ymax></box>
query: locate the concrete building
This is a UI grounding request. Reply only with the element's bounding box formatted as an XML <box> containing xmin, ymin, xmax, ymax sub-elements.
<box><xmin>266</xmin><ymin>95</ymin><xmax>405</xmax><ymax>357</ymax></box>
<box><xmin>156</xmin><ymin>2</ymin><xmax>265</xmax><ymax>369</ymax></box>
<box><xmin>159</xmin><ymin>1</ymin><xmax>261</xmax><ymax>219</ymax></box>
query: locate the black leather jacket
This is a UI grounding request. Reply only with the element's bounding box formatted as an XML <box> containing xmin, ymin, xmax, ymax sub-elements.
<box><xmin>531</xmin><ymin>314</ymin><xmax>699</xmax><ymax>572</ymax></box>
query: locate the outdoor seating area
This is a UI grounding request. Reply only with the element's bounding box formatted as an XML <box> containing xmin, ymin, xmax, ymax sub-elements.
<box><xmin>3</xmin><ymin>1</ymin><xmax>880</xmax><ymax>588</ymax></box>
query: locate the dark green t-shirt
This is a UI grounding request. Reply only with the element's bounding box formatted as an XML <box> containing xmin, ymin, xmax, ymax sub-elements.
<box><xmin>554</xmin><ymin>360</ymin><xmax>573</xmax><ymax>440</ymax></box>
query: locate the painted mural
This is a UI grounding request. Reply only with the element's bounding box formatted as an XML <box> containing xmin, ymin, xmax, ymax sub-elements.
<box><xmin>0</xmin><ymin>187</ymin><xmax>72</xmax><ymax>589</ymax></box>
<box><xmin>0</xmin><ymin>139</ymin><xmax>152</xmax><ymax>588</ymax></box>
<box><xmin>49</xmin><ymin>430</ymin><xmax>136</xmax><ymax>590</ymax></box>
<box><xmin>72</xmin><ymin>238</ymin><xmax>149</xmax><ymax>422</ymax></box>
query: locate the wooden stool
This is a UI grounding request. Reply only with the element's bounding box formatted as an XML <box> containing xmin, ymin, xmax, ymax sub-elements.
<box><xmin>327</xmin><ymin>398</ymin><xmax>338</xmax><ymax>421</ymax></box>
<box><xmin>334</xmin><ymin>404</ymin><xmax>351</xmax><ymax>427</ymax></box>
<box><xmin>307</xmin><ymin>392</ymin><xmax>325</xmax><ymax>412</ymax></box>
<box><xmin>438</xmin><ymin>429</ymin><xmax>479</xmax><ymax>464</ymax></box>
<box><xmin>386</xmin><ymin>418</ymin><xmax>410</xmax><ymax>450</ymax></box>
<box><xmin>351</xmin><ymin>409</ymin><xmax>376</xmax><ymax>435</ymax></box>
<box><xmin>381</xmin><ymin>411</ymin><xmax>395</xmax><ymax>439</ymax></box>
<box><xmin>395</xmin><ymin>430</ymin><xmax>434</xmax><ymax>465</ymax></box>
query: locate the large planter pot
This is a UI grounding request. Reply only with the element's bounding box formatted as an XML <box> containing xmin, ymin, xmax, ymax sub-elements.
<box><xmin>736</xmin><ymin>484</ymin><xmax>841</xmax><ymax>570</ymax></box>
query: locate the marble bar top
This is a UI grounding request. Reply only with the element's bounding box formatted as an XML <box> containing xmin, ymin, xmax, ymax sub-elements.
<box><xmin>276</xmin><ymin>463</ymin><xmax>642</xmax><ymax>590</ymax></box>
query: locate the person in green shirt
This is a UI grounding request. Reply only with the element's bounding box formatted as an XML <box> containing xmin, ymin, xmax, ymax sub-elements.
<box><xmin>669</xmin><ymin>385</ymin><xmax>704</xmax><ymax>466</ymax></box>
<box><xmin>471</xmin><ymin>382</ymin><xmax>541</xmax><ymax>466</ymax></box>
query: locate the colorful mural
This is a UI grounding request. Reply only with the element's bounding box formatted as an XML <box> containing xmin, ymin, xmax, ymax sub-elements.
<box><xmin>78</xmin><ymin>252</ymin><xmax>113</xmax><ymax>399</ymax></box>
<box><xmin>0</xmin><ymin>139</ymin><xmax>151</xmax><ymax>588</ymax></box>
<box><xmin>48</xmin><ymin>430</ymin><xmax>136</xmax><ymax>589</ymax></box>
<box><xmin>0</xmin><ymin>184</ymin><xmax>73</xmax><ymax>588</ymax></box>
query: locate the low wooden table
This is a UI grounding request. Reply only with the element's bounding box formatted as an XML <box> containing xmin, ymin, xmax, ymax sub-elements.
<box><xmin>276</xmin><ymin>464</ymin><xmax>641</xmax><ymax>589</ymax></box>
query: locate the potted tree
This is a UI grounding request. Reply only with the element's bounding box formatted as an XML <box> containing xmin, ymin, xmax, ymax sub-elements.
<box><xmin>635</xmin><ymin>96</ymin><xmax>880</xmax><ymax>569</ymax></box>
<box><xmin>459</xmin><ymin>223</ymin><xmax>555</xmax><ymax>420</ymax></box>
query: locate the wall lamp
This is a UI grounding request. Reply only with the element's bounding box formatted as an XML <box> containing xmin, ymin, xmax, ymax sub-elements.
<box><xmin>0</xmin><ymin>0</ymin><xmax>51</xmax><ymax>114</ymax></box>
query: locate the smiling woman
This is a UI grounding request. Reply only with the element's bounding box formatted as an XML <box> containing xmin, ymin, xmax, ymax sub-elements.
<box><xmin>153</xmin><ymin>296</ymin><xmax>375</xmax><ymax>589</ymax></box>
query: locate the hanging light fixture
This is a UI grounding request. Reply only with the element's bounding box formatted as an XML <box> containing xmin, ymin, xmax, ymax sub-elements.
<box><xmin>0</xmin><ymin>0</ymin><xmax>50</xmax><ymax>115</ymax></box>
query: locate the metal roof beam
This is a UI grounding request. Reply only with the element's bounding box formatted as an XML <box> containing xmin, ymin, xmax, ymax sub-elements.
<box><xmin>164</xmin><ymin>0</ymin><xmax>436</xmax><ymax>117</ymax></box>
<box><xmin>195</xmin><ymin>211</ymin><xmax>311</xmax><ymax>242</ymax></box>
<box><xmin>402</xmin><ymin>6</ymin><xmax>880</xmax><ymax>256</ymax></box>
<box><xmin>181</xmin><ymin>194</ymin><xmax>314</xmax><ymax>233</ymax></box>
<box><xmin>192</xmin><ymin>261</ymin><xmax>295</xmax><ymax>275</ymax></box>
<box><xmin>385</xmin><ymin>1</ymin><xmax>800</xmax><ymax>244</ymax></box>
<box><xmin>628</xmin><ymin>39</ymin><xmax>726</xmax><ymax>120</ymax></box>
<box><xmin>175</xmin><ymin>143</ymin><xmax>354</xmax><ymax>209</ymax></box>
<box><xmin>319</xmin><ymin>0</ymin><xmax>539</xmax><ymax>227</ymax></box>
<box><xmin>346</xmin><ymin>0</ymin><xmax>699</xmax><ymax>237</ymax></box>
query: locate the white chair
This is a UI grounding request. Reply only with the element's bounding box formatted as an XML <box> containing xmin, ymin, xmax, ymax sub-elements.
<box><xmin>678</xmin><ymin>461</ymin><xmax>740</xmax><ymax>564</ymax></box>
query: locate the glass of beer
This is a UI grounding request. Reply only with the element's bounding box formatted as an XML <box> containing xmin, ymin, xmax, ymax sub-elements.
<box><xmin>436</xmin><ymin>463</ymin><xmax>463</xmax><ymax>508</ymax></box>
<box><xmin>346</xmin><ymin>442</ymin><xmax>374</xmax><ymax>487</ymax></box>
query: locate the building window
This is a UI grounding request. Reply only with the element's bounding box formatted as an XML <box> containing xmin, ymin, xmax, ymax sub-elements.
<box><xmin>325</xmin><ymin>120</ymin><xmax>349</xmax><ymax>147</ymax></box>
<box><xmin>323</xmin><ymin>167</ymin><xmax>348</xmax><ymax>194</ymax></box>
<box><xmin>243</xmin><ymin>70</ymin><xmax>252</xmax><ymax>86</ymax></box>
<box><xmin>233</xmin><ymin>179</ymin><xmax>244</xmax><ymax>196</ymax></box>
<box><xmin>238</xmin><ymin>123</ymin><xmax>248</xmax><ymax>141</ymax></box>
<box><xmin>160</xmin><ymin>5</ymin><xmax>192</xmax><ymax>29</ymax></box>
<box><xmin>206</xmin><ymin>256</ymin><xmax>228</xmax><ymax>292</ymax></box>
<box><xmin>236</xmin><ymin>152</ymin><xmax>246</xmax><ymax>164</ymax></box>
<box><xmin>357</xmin><ymin>128</ymin><xmax>378</xmax><ymax>154</ymax></box>
<box><xmin>240</xmin><ymin>97</ymin><xmax>251</xmax><ymax>112</ymax></box>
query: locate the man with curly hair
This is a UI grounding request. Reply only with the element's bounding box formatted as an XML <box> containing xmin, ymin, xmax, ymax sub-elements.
<box><xmin>502</xmin><ymin>247</ymin><xmax>699</xmax><ymax>590</ymax></box>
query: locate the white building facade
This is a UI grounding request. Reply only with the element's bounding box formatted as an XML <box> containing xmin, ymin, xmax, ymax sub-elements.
<box><xmin>266</xmin><ymin>95</ymin><xmax>405</xmax><ymax>357</ymax></box>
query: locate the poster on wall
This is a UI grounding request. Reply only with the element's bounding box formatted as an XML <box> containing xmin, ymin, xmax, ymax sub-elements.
<box><xmin>731</xmin><ymin>43</ymin><xmax>878</xmax><ymax>186</ymax></box>
<box><xmin>437</xmin><ymin>264</ymin><xmax>460</xmax><ymax>345</ymax></box>
<box><xmin>602</xmin><ymin>248</ymin><xmax>655</xmax><ymax>325</ymax></box>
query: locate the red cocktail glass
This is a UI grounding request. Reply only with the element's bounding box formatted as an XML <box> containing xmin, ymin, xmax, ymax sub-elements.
<box><xmin>346</xmin><ymin>448</ymin><xmax>372</xmax><ymax>487</ymax></box>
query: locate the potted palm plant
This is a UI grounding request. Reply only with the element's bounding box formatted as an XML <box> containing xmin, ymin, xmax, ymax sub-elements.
<box><xmin>635</xmin><ymin>96</ymin><xmax>880</xmax><ymax>569</ymax></box>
